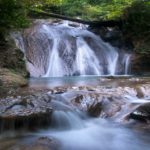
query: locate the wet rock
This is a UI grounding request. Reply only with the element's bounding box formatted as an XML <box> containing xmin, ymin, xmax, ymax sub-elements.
<box><xmin>70</xmin><ymin>91</ymin><xmax>124</xmax><ymax>118</ymax></box>
<box><xmin>88</xmin><ymin>101</ymin><xmax>102</xmax><ymax>117</ymax></box>
<box><xmin>0</xmin><ymin>93</ymin><xmax>52</xmax><ymax>131</ymax></box>
<box><xmin>138</xmin><ymin>84</ymin><xmax>150</xmax><ymax>99</ymax></box>
<box><xmin>74</xmin><ymin>95</ymin><xmax>84</xmax><ymax>103</ymax></box>
<box><xmin>10</xmin><ymin>137</ymin><xmax>59</xmax><ymax>150</ymax></box>
<box><xmin>52</xmin><ymin>87</ymin><xmax>67</xmax><ymax>94</ymax></box>
<box><xmin>100</xmin><ymin>96</ymin><xmax>123</xmax><ymax>118</ymax></box>
<box><xmin>129</xmin><ymin>103</ymin><xmax>150</xmax><ymax>122</ymax></box>
<box><xmin>136</xmin><ymin>86</ymin><xmax>145</xmax><ymax>98</ymax></box>
<box><xmin>71</xmin><ymin>93</ymin><xmax>102</xmax><ymax>111</ymax></box>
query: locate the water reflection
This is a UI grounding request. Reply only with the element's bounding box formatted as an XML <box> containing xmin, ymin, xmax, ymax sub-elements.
<box><xmin>29</xmin><ymin>76</ymin><xmax>135</xmax><ymax>89</ymax></box>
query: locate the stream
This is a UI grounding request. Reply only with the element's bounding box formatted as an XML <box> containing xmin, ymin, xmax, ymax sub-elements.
<box><xmin>0</xmin><ymin>76</ymin><xmax>150</xmax><ymax>150</ymax></box>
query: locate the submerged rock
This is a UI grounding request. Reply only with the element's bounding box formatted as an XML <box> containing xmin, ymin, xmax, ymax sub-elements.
<box><xmin>5</xmin><ymin>136</ymin><xmax>59</xmax><ymax>150</ymax></box>
<box><xmin>0</xmin><ymin>94</ymin><xmax>52</xmax><ymax>131</ymax></box>
<box><xmin>25</xmin><ymin>137</ymin><xmax>59</xmax><ymax>150</ymax></box>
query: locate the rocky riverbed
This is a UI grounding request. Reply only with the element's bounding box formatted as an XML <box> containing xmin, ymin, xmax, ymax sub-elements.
<box><xmin>0</xmin><ymin>77</ymin><xmax>150</xmax><ymax>150</ymax></box>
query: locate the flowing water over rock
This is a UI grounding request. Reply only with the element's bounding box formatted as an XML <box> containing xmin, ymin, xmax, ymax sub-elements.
<box><xmin>0</xmin><ymin>77</ymin><xmax>150</xmax><ymax>150</ymax></box>
<box><xmin>13</xmin><ymin>20</ymin><xmax>131</xmax><ymax>77</ymax></box>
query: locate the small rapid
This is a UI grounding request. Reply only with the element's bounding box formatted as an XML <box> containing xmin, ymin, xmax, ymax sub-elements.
<box><xmin>38</xmin><ymin>110</ymin><xmax>150</xmax><ymax>150</ymax></box>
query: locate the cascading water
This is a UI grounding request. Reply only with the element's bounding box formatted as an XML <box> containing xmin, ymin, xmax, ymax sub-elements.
<box><xmin>124</xmin><ymin>54</ymin><xmax>131</xmax><ymax>75</ymax></box>
<box><xmin>14</xmin><ymin>20</ymin><xmax>131</xmax><ymax>77</ymax></box>
<box><xmin>76</xmin><ymin>37</ymin><xmax>102</xmax><ymax>75</ymax></box>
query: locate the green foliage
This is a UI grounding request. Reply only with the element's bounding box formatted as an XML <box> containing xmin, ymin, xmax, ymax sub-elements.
<box><xmin>0</xmin><ymin>0</ymin><xmax>29</xmax><ymax>34</ymax></box>
<box><xmin>122</xmin><ymin>1</ymin><xmax>150</xmax><ymax>54</ymax></box>
<box><xmin>40</xmin><ymin>0</ymin><xmax>137</xmax><ymax>20</ymax></box>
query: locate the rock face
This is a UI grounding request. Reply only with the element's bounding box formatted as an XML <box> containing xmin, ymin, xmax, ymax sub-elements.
<box><xmin>0</xmin><ymin>36</ymin><xmax>27</xmax><ymax>75</ymax></box>
<box><xmin>0</xmin><ymin>93</ymin><xmax>52</xmax><ymax>131</ymax></box>
<box><xmin>131</xmin><ymin>54</ymin><xmax>150</xmax><ymax>75</ymax></box>
<box><xmin>0</xmin><ymin>35</ymin><xmax>28</xmax><ymax>98</ymax></box>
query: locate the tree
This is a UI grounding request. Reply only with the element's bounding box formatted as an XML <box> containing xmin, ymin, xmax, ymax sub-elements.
<box><xmin>0</xmin><ymin>0</ymin><xmax>29</xmax><ymax>31</ymax></box>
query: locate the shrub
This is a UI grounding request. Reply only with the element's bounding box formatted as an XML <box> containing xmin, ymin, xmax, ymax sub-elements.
<box><xmin>122</xmin><ymin>0</ymin><xmax>150</xmax><ymax>54</ymax></box>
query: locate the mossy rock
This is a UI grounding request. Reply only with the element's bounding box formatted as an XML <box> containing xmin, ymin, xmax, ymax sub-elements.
<box><xmin>0</xmin><ymin>68</ymin><xmax>27</xmax><ymax>88</ymax></box>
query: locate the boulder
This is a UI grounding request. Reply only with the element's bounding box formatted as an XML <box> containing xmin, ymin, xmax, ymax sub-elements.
<box><xmin>129</xmin><ymin>103</ymin><xmax>150</xmax><ymax>122</ymax></box>
<box><xmin>0</xmin><ymin>93</ymin><xmax>52</xmax><ymax>131</ymax></box>
<box><xmin>70</xmin><ymin>92</ymin><xmax>124</xmax><ymax>118</ymax></box>
<box><xmin>88</xmin><ymin>101</ymin><xmax>102</xmax><ymax>117</ymax></box>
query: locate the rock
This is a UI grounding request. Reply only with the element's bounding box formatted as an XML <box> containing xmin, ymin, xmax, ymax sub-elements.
<box><xmin>131</xmin><ymin>54</ymin><xmax>150</xmax><ymax>75</ymax></box>
<box><xmin>0</xmin><ymin>93</ymin><xmax>52</xmax><ymax>131</ymax></box>
<box><xmin>74</xmin><ymin>95</ymin><xmax>84</xmax><ymax>103</ymax></box>
<box><xmin>71</xmin><ymin>93</ymin><xmax>101</xmax><ymax>111</ymax></box>
<box><xmin>88</xmin><ymin>101</ymin><xmax>102</xmax><ymax>117</ymax></box>
<box><xmin>129</xmin><ymin>103</ymin><xmax>150</xmax><ymax>122</ymax></box>
<box><xmin>52</xmin><ymin>87</ymin><xmax>67</xmax><ymax>94</ymax></box>
<box><xmin>0</xmin><ymin>68</ymin><xmax>27</xmax><ymax>88</ymax></box>
<box><xmin>24</xmin><ymin>137</ymin><xmax>59</xmax><ymax>150</ymax></box>
<box><xmin>136</xmin><ymin>86</ymin><xmax>145</xmax><ymax>98</ymax></box>
<box><xmin>70</xmin><ymin>91</ymin><xmax>124</xmax><ymax>118</ymax></box>
<box><xmin>8</xmin><ymin>137</ymin><xmax>60</xmax><ymax>150</ymax></box>
<box><xmin>0</xmin><ymin>79</ymin><xmax>3</xmax><ymax>86</ymax></box>
<box><xmin>0</xmin><ymin>68</ymin><xmax>27</xmax><ymax>98</ymax></box>
<box><xmin>99</xmin><ymin>96</ymin><xmax>123</xmax><ymax>118</ymax></box>
<box><xmin>0</xmin><ymin>34</ymin><xmax>28</xmax><ymax>78</ymax></box>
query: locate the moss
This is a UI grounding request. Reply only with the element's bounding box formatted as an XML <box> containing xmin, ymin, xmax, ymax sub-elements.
<box><xmin>0</xmin><ymin>68</ymin><xmax>27</xmax><ymax>88</ymax></box>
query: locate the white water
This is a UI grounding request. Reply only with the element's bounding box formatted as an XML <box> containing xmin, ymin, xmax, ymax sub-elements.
<box><xmin>76</xmin><ymin>37</ymin><xmax>102</xmax><ymax>75</ymax></box>
<box><xmin>37</xmin><ymin>110</ymin><xmax>150</xmax><ymax>150</ymax></box>
<box><xmin>14</xmin><ymin>20</ymin><xmax>131</xmax><ymax>77</ymax></box>
<box><xmin>105</xmin><ymin>43</ymin><xmax>119</xmax><ymax>75</ymax></box>
<box><xmin>34</xmin><ymin>94</ymin><xmax>150</xmax><ymax>150</ymax></box>
<box><xmin>124</xmin><ymin>54</ymin><xmax>131</xmax><ymax>75</ymax></box>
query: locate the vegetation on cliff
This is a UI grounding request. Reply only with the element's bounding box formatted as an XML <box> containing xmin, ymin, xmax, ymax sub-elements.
<box><xmin>122</xmin><ymin>1</ymin><xmax>150</xmax><ymax>55</ymax></box>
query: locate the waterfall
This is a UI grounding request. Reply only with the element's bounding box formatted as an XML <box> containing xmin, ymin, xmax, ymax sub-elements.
<box><xmin>13</xmin><ymin>20</ymin><xmax>131</xmax><ymax>77</ymax></box>
<box><xmin>76</xmin><ymin>37</ymin><xmax>102</xmax><ymax>75</ymax></box>
<box><xmin>124</xmin><ymin>54</ymin><xmax>131</xmax><ymax>75</ymax></box>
